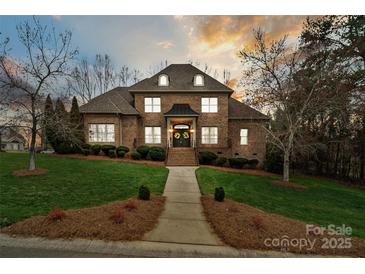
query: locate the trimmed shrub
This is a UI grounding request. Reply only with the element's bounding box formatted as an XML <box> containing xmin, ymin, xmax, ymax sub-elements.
<box><xmin>246</xmin><ymin>159</ymin><xmax>259</xmax><ymax>169</ymax></box>
<box><xmin>138</xmin><ymin>185</ymin><xmax>150</xmax><ymax>200</ymax></box>
<box><xmin>148</xmin><ymin>146</ymin><xmax>166</xmax><ymax>161</ymax></box>
<box><xmin>131</xmin><ymin>151</ymin><xmax>141</xmax><ymax>160</ymax></box>
<box><xmin>110</xmin><ymin>209</ymin><xmax>125</xmax><ymax>224</ymax></box>
<box><xmin>215</xmin><ymin>157</ymin><xmax>227</xmax><ymax>167</ymax></box>
<box><xmin>101</xmin><ymin>145</ymin><xmax>116</xmax><ymax>155</ymax></box>
<box><xmin>90</xmin><ymin>144</ymin><xmax>101</xmax><ymax>155</ymax></box>
<box><xmin>55</xmin><ymin>142</ymin><xmax>74</xmax><ymax>154</ymax></box>
<box><xmin>82</xmin><ymin>148</ymin><xmax>91</xmax><ymax>156</ymax></box>
<box><xmin>228</xmin><ymin>157</ymin><xmax>248</xmax><ymax>169</ymax></box>
<box><xmin>199</xmin><ymin>151</ymin><xmax>218</xmax><ymax>165</ymax></box>
<box><xmin>108</xmin><ymin>149</ymin><xmax>117</xmax><ymax>158</ymax></box>
<box><xmin>117</xmin><ymin>150</ymin><xmax>126</xmax><ymax>158</ymax></box>
<box><xmin>117</xmin><ymin>145</ymin><xmax>130</xmax><ymax>154</ymax></box>
<box><xmin>125</xmin><ymin>199</ymin><xmax>138</xmax><ymax>210</ymax></box>
<box><xmin>47</xmin><ymin>208</ymin><xmax>66</xmax><ymax>221</ymax></box>
<box><xmin>214</xmin><ymin>187</ymin><xmax>225</xmax><ymax>202</ymax></box>
<box><xmin>136</xmin><ymin>145</ymin><xmax>150</xmax><ymax>159</ymax></box>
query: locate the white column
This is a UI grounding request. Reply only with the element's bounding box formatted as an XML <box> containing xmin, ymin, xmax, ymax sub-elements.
<box><xmin>167</xmin><ymin>118</ymin><xmax>170</xmax><ymax>147</ymax></box>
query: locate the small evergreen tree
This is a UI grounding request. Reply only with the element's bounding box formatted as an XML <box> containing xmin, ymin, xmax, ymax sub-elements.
<box><xmin>44</xmin><ymin>94</ymin><xmax>55</xmax><ymax>149</ymax></box>
<box><xmin>69</xmin><ymin>96</ymin><xmax>84</xmax><ymax>142</ymax></box>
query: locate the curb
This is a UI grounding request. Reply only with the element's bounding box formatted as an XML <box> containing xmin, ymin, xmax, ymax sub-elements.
<box><xmin>0</xmin><ymin>234</ymin><xmax>316</xmax><ymax>258</ymax></box>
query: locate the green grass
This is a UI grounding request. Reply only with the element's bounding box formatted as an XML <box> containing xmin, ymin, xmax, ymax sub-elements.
<box><xmin>0</xmin><ymin>153</ymin><xmax>168</xmax><ymax>227</ymax></box>
<box><xmin>196</xmin><ymin>167</ymin><xmax>365</xmax><ymax>239</ymax></box>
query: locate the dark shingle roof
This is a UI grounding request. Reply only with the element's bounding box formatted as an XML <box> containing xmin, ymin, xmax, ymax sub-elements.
<box><xmin>164</xmin><ymin>104</ymin><xmax>200</xmax><ymax>117</ymax></box>
<box><xmin>129</xmin><ymin>64</ymin><xmax>233</xmax><ymax>93</ymax></box>
<box><xmin>228</xmin><ymin>98</ymin><xmax>269</xmax><ymax>120</ymax></box>
<box><xmin>79</xmin><ymin>87</ymin><xmax>139</xmax><ymax>115</ymax></box>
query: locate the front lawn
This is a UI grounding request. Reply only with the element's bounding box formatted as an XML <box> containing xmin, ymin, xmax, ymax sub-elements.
<box><xmin>0</xmin><ymin>153</ymin><xmax>168</xmax><ymax>227</ymax></box>
<box><xmin>196</xmin><ymin>167</ymin><xmax>365</xmax><ymax>239</ymax></box>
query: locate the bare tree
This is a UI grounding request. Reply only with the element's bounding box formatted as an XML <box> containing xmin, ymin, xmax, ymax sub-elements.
<box><xmin>118</xmin><ymin>65</ymin><xmax>131</xmax><ymax>87</ymax></box>
<box><xmin>239</xmin><ymin>29</ymin><xmax>329</xmax><ymax>182</ymax></box>
<box><xmin>0</xmin><ymin>17</ymin><xmax>77</xmax><ymax>170</ymax></box>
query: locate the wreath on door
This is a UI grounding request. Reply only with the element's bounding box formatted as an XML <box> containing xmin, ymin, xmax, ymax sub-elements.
<box><xmin>183</xmin><ymin>132</ymin><xmax>189</xmax><ymax>139</ymax></box>
<box><xmin>174</xmin><ymin>132</ymin><xmax>181</xmax><ymax>139</ymax></box>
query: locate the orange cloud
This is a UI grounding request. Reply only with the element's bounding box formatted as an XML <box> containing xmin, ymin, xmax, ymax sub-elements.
<box><xmin>194</xmin><ymin>16</ymin><xmax>308</xmax><ymax>49</ymax></box>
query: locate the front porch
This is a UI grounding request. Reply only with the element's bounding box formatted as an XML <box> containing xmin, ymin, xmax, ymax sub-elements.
<box><xmin>164</xmin><ymin>104</ymin><xmax>199</xmax><ymax>166</ymax></box>
<box><xmin>164</xmin><ymin>104</ymin><xmax>199</xmax><ymax>149</ymax></box>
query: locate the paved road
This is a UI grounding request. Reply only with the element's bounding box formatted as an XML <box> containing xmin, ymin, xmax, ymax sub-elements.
<box><xmin>0</xmin><ymin>246</ymin><xmax>136</xmax><ymax>258</ymax></box>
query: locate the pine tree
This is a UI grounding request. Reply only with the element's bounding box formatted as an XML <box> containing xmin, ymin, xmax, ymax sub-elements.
<box><xmin>55</xmin><ymin>98</ymin><xmax>67</xmax><ymax>120</ymax></box>
<box><xmin>44</xmin><ymin>94</ymin><xmax>55</xmax><ymax>148</ymax></box>
<box><xmin>69</xmin><ymin>96</ymin><xmax>84</xmax><ymax>142</ymax></box>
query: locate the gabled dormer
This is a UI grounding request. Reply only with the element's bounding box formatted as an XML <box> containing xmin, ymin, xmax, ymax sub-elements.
<box><xmin>129</xmin><ymin>64</ymin><xmax>233</xmax><ymax>94</ymax></box>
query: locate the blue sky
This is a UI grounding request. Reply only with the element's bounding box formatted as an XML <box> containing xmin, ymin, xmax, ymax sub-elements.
<box><xmin>0</xmin><ymin>15</ymin><xmax>306</xmax><ymax>90</ymax></box>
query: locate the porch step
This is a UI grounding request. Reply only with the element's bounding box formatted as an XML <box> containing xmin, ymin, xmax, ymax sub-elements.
<box><xmin>166</xmin><ymin>148</ymin><xmax>198</xmax><ymax>166</ymax></box>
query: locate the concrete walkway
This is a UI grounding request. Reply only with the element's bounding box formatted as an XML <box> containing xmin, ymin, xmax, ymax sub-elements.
<box><xmin>143</xmin><ymin>166</ymin><xmax>222</xmax><ymax>246</ymax></box>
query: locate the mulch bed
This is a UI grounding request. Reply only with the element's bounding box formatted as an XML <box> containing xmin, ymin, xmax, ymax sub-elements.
<box><xmin>12</xmin><ymin>168</ymin><xmax>48</xmax><ymax>177</ymax></box>
<box><xmin>1</xmin><ymin>197</ymin><xmax>165</xmax><ymax>242</ymax></box>
<box><xmin>201</xmin><ymin>165</ymin><xmax>276</xmax><ymax>177</ymax></box>
<box><xmin>51</xmin><ymin>154</ymin><xmax>165</xmax><ymax>166</ymax></box>
<box><xmin>272</xmin><ymin>180</ymin><xmax>307</xmax><ymax>190</ymax></box>
<box><xmin>201</xmin><ymin>196</ymin><xmax>365</xmax><ymax>257</ymax></box>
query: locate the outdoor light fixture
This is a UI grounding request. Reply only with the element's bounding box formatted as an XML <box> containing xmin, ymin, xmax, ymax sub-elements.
<box><xmin>169</xmin><ymin>129</ymin><xmax>174</xmax><ymax>133</ymax></box>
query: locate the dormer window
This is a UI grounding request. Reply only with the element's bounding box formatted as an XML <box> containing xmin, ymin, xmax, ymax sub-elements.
<box><xmin>158</xmin><ymin>74</ymin><xmax>169</xmax><ymax>86</ymax></box>
<box><xmin>194</xmin><ymin>74</ymin><xmax>204</xmax><ymax>86</ymax></box>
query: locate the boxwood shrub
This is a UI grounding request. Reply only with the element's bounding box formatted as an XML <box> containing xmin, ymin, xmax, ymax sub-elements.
<box><xmin>198</xmin><ymin>151</ymin><xmax>218</xmax><ymax>165</ymax></box>
<box><xmin>148</xmin><ymin>147</ymin><xmax>166</xmax><ymax>161</ymax></box>
<box><xmin>108</xmin><ymin>149</ymin><xmax>117</xmax><ymax>158</ymax></box>
<box><xmin>136</xmin><ymin>145</ymin><xmax>150</xmax><ymax>159</ymax></box>
<box><xmin>247</xmin><ymin>159</ymin><xmax>259</xmax><ymax>169</ymax></box>
<box><xmin>228</xmin><ymin>157</ymin><xmax>248</xmax><ymax>169</ymax></box>
<box><xmin>116</xmin><ymin>150</ymin><xmax>126</xmax><ymax>158</ymax></box>
<box><xmin>215</xmin><ymin>157</ymin><xmax>227</xmax><ymax>167</ymax></box>
<box><xmin>138</xmin><ymin>185</ymin><xmax>150</xmax><ymax>200</ymax></box>
<box><xmin>117</xmin><ymin>145</ymin><xmax>130</xmax><ymax>154</ymax></box>
<box><xmin>214</xmin><ymin>187</ymin><xmax>225</xmax><ymax>202</ymax></box>
<box><xmin>90</xmin><ymin>144</ymin><xmax>101</xmax><ymax>155</ymax></box>
<box><xmin>131</xmin><ymin>151</ymin><xmax>141</xmax><ymax>160</ymax></box>
<box><xmin>101</xmin><ymin>145</ymin><xmax>116</xmax><ymax>155</ymax></box>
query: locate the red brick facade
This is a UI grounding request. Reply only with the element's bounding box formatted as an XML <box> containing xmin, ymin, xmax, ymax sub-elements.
<box><xmin>83</xmin><ymin>93</ymin><xmax>267</xmax><ymax>165</ymax></box>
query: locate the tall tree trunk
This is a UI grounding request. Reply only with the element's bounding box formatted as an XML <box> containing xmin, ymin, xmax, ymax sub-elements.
<box><xmin>28</xmin><ymin>99</ymin><xmax>37</xmax><ymax>171</ymax></box>
<box><xmin>334</xmin><ymin>142</ymin><xmax>340</xmax><ymax>177</ymax></box>
<box><xmin>283</xmin><ymin>149</ymin><xmax>290</xmax><ymax>182</ymax></box>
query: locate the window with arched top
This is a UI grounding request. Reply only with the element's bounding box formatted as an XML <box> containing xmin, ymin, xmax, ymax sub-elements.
<box><xmin>158</xmin><ymin>74</ymin><xmax>169</xmax><ymax>86</ymax></box>
<box><xmin>194</xmin><ymin>74</ymin><xmax>204</xmax><ymax>86</ymax></box>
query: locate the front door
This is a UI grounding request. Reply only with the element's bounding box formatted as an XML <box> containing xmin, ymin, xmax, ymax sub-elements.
<box><xmin>173</xmin><ymin>129</ymin><xmax>190</xmax><ymax>147</ymax></box>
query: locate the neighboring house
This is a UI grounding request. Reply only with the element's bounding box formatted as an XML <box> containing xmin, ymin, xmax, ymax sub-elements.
<box><xmin>80</xmin><ymin>64</ymin><xmax>269</xmax><ymax>165</ymax></box>
<box><xmin>0</xmin><ymin>127</ymin><xmax>26</xmax><ymax>151</ymax></box>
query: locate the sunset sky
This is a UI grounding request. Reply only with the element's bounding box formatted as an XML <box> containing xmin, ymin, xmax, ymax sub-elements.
<box><xmin>0</xmin><ymin>15</ymin><xmax>308</xmax><ymax>91</ymax></box>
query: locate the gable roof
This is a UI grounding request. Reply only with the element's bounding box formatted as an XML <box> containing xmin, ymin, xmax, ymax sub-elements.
<box><xmin>228</xmin><ymin>98</ymin><xmax>269</xmax><ymax>120</ymax></box>
<box><xmin>79</xmin><ymin>87</ymin><xmax>139</xmax><ymax>115</ymax></box>
<box><xmin>129</xmin><ymin>64</ymin><xmax>233</xmax><ymax>93</ymax></box>
<box><xmin>0</xmin><ymin>127</ymin><xmax>26</xmax><ymax>143</ymax></box>
<box><xmin>164</xmin><ymin>104</ymin><xmax>200</xmax><ymax>117</ymax></box>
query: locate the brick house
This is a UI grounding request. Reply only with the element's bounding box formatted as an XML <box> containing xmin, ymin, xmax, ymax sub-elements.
<box><xmin>80</xmin><ymin>64</ymin><xmax>269</xmax><ymax>165</ymax></box>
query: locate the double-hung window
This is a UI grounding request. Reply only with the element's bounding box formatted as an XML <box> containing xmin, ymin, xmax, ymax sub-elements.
<box><xmin>89</xmin><ymin>124</ymin><xmax>115</xmax><ymax>142</ymax></box>
<box><xmin>201</xmin><ymin>127</ymin><xmax>218</xmax><ymax>144</ymax></box>
<box><xmin>240</xmin><ymin>129</ymin><xmax>248</xmax><ymax>145</ymax></box>
<box><xmin>201</xmin><ymin>97</ymin><xmax>218</xmax><ymax>113</ymax></box>
<box><xmin>145</xmin><ymin>127</ymin><xmax>161</xmax><ymax>144</ymax></box>
<box><xmin>144</xmin><ymin>97</ymin><xmax>161</xmax><ymax>113</ymax></box>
